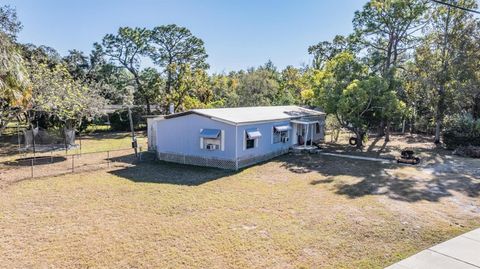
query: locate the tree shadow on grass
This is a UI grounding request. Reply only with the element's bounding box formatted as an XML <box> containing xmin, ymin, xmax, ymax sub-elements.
<box><xmin>4</xmin><ymin>156</ymin><xmax>67</xmax><ymax>166</ymax></box>
<box><xmin>274</xmin><ymin>153</ymin><xmax>480</xmax><ymax>203</ymax></box>
<box><xmin>108</xmin><ymin>157</ymin><xmax>233</xmax><ymax>186</ymax></box>
<box><xmin>80</xmin><ymin>131</ymin><xmax>146</xmax><ymax>141</ymax></box>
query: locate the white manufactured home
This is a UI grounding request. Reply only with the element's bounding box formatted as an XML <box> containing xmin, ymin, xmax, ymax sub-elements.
<box><xmin>147</xmin><ymin>106</ymin><xmax>326</xmax><ymax>170</ymax></box>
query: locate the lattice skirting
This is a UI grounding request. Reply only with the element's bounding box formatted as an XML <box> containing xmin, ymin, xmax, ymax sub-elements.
<box><xmin>157</xmin><ymin>149</ymin><xmax>289</xmax><ymax>170</ymax></box>
<box><xmin>237</xmin><ymin>148</ymin><xmax>289</xmax><ymax>169</ymax></box>
<box><xmin>157</xmin><ymin>152</ymin><xmax>236</xmax><ymax>170</ymax></box>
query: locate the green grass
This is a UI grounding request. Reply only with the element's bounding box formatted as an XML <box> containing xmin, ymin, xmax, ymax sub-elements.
<box><xmin>84</xmin><ymin>124</ymin><xmax>112</xmax><ymax>133</ymax></box>
<box><xmin>1</xmin><ymin>153</ymin><xmax>479</xmax><ymax>268</ymax></box>
<box><xmin>78</xmin><ymin>131</ymin><xmax>147</xmax><ymax>153</ymax></box>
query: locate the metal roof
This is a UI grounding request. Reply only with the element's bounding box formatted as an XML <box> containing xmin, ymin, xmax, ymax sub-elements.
<box><xmin>165</xmin><ymin>106</ymin><xmax>325</xmax><ymax>125</ymax></box>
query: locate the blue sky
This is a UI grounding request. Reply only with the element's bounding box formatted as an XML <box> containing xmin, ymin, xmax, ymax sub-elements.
<box><xmin>5</xmin><ymin>0</ymin><xmax>367</xmax><ymax>73</ymax></box>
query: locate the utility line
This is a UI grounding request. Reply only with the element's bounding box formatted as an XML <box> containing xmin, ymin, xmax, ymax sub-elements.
<box><xmin>430</xmin><ymin>0</ymin><xmax>480</xmax><ymax>14</ymax></box>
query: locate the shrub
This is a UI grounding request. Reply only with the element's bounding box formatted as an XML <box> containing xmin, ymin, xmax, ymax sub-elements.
<box><xmin>443</xmin><ymin>114</ymin><xmax>480</xmax><ymax>149</ymax></box>
<box><xmin>453</xmin><ymin>146</ymin><xmax>480</xmax><ymax>158</ymax></box>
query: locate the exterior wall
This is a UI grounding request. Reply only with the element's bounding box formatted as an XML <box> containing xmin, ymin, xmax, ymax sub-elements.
<box><xmin>147</xmin><ymin>117</ymin><xmax>162</xmax><ymax>151</ymax></box>
<box><xmin>155</xmin><ymin>114</ymin><xmax>236</xmax><ymax>160</ymax></box>
<box><xmin>235</xmin><ymin>120</ymin><xmax>293</xmax><ymax>167</ymax></box>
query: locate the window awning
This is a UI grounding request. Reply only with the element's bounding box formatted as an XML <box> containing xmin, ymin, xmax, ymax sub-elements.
<box><xmin>274</xmin><ymin>125</ymin><xmax>292</xmax><ymax>132</ymax></box>
<box><xmin>246</xmin><ymin>129</ymin><xmax>262</xmax><ymax>139</ymax></box>
<box><xmin>200</xmin><ymin>129</ymin><xmax>221</xmax><ymax>138</ymax></box>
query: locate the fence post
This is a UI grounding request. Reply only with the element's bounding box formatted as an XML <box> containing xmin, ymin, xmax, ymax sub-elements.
<box><xmin>71</xmin><ymin>155</ymin><xmax>74</xmax><ymax>173</ymax></box>
<box><xmin>31</xmin><ymin>157</ymin><xmax>34</xmax><ymax>178</ymax></box>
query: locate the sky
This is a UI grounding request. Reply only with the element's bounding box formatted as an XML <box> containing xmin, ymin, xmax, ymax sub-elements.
<box><xmin>4</xmin><ymin>0</ymin><xmax>368</xmax><ymax>73</ymax></box>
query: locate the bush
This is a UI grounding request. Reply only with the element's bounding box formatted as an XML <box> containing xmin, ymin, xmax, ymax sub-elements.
<box><xmin>443</xmin><ymin>114</ymin><xmax>480</xmax><ymax>149</ymax></box>
<box><xmin>453</xmin><ymin>146</ymin><xmax>480</xmax><ymax>158</ymax></box>
<box><xmin>109</xmin><ymin>107</ymin><xmax>146</xmax><ymax>131</ymax></box>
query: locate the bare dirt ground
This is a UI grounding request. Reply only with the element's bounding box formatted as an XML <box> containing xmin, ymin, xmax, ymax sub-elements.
<box><xmin>0</xmin><ymin>133</ymin><xmax>479</xmax><ymax>268</ymax></box>
<box><xmin>324</xmin><ymin>132</ymin><xmax>480</xmax><ymax>179</ymax></box>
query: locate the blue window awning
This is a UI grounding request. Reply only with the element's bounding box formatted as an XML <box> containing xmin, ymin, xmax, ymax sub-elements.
<box><xmin>200</xmin><ymin>129</ymin><xmax>221</xmax><ymax>138</ymax></box>
<box><xmin>274</xmin><ymin>125</ymin><xmax>292</xmax><ymax>132</ymax></box>
<box><xmin>246</xmin><ymin>129</ymin><xmax>262</xmax><ymax>139</ymax></box>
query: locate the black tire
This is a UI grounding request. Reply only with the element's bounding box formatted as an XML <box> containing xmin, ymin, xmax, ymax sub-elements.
<box><xmin>349</xmin><ymin>137</ymin><xmax>357</xmax><ymax>146</ymax></box>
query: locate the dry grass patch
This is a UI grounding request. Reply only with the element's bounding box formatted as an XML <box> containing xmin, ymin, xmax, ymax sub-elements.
<box><xmin>0</xmin><ymin>153</ymin><xmax>479</xmax><ymax>268</ymax></box>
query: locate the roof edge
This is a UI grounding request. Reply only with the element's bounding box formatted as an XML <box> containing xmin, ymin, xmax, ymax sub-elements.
<box><xmin>163</xmin><ymin>106</ymin><xmax>326</xmax><ymax>125</ymax></box>
<box><xmin>163</xmin><ymin>111</ymin><xmax>237</xmax><ymax>125</ymax></box>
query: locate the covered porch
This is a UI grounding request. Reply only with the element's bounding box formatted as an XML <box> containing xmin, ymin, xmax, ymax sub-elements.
<box><xmin>290</xmin><ymin>119</ymin><xmax>320</xmax><ymax>150</ymax></box>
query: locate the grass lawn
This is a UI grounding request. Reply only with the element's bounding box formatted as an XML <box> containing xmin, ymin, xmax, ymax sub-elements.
<box><xmin>1</xmin><ymin>150</ymin><xmax>479</xmax><ymax>268</ymax></box>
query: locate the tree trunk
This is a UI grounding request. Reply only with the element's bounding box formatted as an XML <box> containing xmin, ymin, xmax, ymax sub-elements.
<box><xmin>377</xmin><ymin>121</ymin><xmax>385</xmax><ymax>137</ymax></box>
<box><xmin>145</xmin><ymin>97</ymin><xmax>151</xmax><ymax>114</ymax></box>
<box><xmin>473</xmin><ymin>94</ymin><xmax>480</xmax><ymax>120</ymax></box>
<box><xmin>410</xmin><ymin>107</ymin><xmax>416</xmax><ymax>134</ymax></box>
<box><xmin>166</xmin><ymin>65</ymin><xmax>173</xmax><ymax>95</ymax></box>
<box><xmin>434</xmin><ymin>119</ymin><xmax>441</xmax><ymax>144</ymax></box>
<box><xmin>355</xmin><ymin>130</ymin><xmax>365</xmax><ymax>149</ymax></box>
<box><xmin>435</xmin><ymin>6</ymin><xmax>451</xmax><ymax>145</ymax></box>
<box><xmin>434</xmin><ymin>86</ymin><xmax>445</xmax><ymax>144</ymax></box>
<box><xmin>132</xmin><ymin>73</ymin><xmax>152</xmax><ymax>114</ymax></box>
<box><xmin>385</xmin><ymin>122</ymin><xmax>391</xmax><ymax>142</ymax></box>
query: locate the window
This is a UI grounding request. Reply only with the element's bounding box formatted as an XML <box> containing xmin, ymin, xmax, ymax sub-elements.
<box><xmin>200</xmin><ymin>129</ymin><xmax>223</xmax><ymax>151</ymax></box>
<box><xmin>316</xmin><ymin>123</ymin><xmax>321</xmax><ymax>134</ymax></box>
<box><xmin>272</xmin><ymin>125</ymin><xmax>291</xmax><ymax>144</ymax></box>
<box><xmin>245</xmin><ymin>129</ymin><xmax>262</xmax><ymax>150</ymax></box>
<box><xmin>203</xmin><ymin>138</ymin><xmax>221</xmax><ymax>150</ymax></box>
<box><xmin>246</xmin><ymin>138</ymin><xmax>255</xmax><ymax>149</ymax></box>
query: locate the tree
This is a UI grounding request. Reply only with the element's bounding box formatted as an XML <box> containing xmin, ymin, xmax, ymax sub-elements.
<box><xmin>210</xmin><ymin>73</ymin><xmax>239</xmax><ymax>107</ymax></box>
<box><xmin>0</xmin><ymin>5</ymin><xmax>22</xmax><ymax>39</ymax></box>
<box><xmin>277</xmin><ymin>66</ymin><xmax>307</xmax><ymax>105</ymax></box>
<box><xmin>148</xmin><ymin>24</ymin><xmax>209</xmax><ymax>111</ymax></box>
<box><xmin>63</xmin><ymin>49</ymin><xmax>90</xmax><ymax>81</ymax></box>
<box><xmin>409</xmin><ymin>0</ymin><xmax>479</xmax><ymax>143</ymax></box>
<box><xmin>138</xmin><ymin>67</ymin><xmax>163</xmax><ymax>108</ymax></box>
<box><xmin>353</xmin><ymin>0</ymin><xmax>428</xmax><ymax>77</ymax></box>
<box><xmin>28</xmin><ymin>61</ymin><xmax>105</xmax><ymax>129</ymax></box>
<box><xmin>63</xmin><ymin>45</ymin><xmax>135</xmax><ymax>106</ymax></box>
<box><xmin>173</xmin><ymin>65</ymin><xmax>212</xmax><ymax>110</ymax></box>
<box><xmin>0</xmin><ymin>5</ymin><xmax>30</xmax><ymax>135</ymax></box>
<box><xmin>314</xmin><ymin>52</ymin><xmax>403</xmax><ymax>148</ymax></box>
<box><xmin>235</xmin><ymin>67</ymin><xmax>279</xmax><ymax>107</ymax></box>
<box><xmin>308</xmin><ymin>35</ymin><xmax>359</xmax><ymax>69</ymax></box>
<box><xmin>98</xmin><ymin>27</ymin><xmax>153</xmax><ymax>111</ymax></box>
<box><xmin>353</xmin><ymin>0</ymin><xmax>429</xmax><ymax>140</ymax></box>
<box><xmin>0</xmin><ymin>34</ymin><xmax>31</xmax><ymax>135</ymax></box>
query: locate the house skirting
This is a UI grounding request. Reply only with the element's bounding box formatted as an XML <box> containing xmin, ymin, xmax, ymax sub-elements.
<box><xmin>157</xmin><ymin>149</ymin><xmax>289</xmax><ymax>170</ymax></box>
<box><xmin>236</xmin><ymin>148</ymin><xmax>289</xmax><ymax>169</ymax></box>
